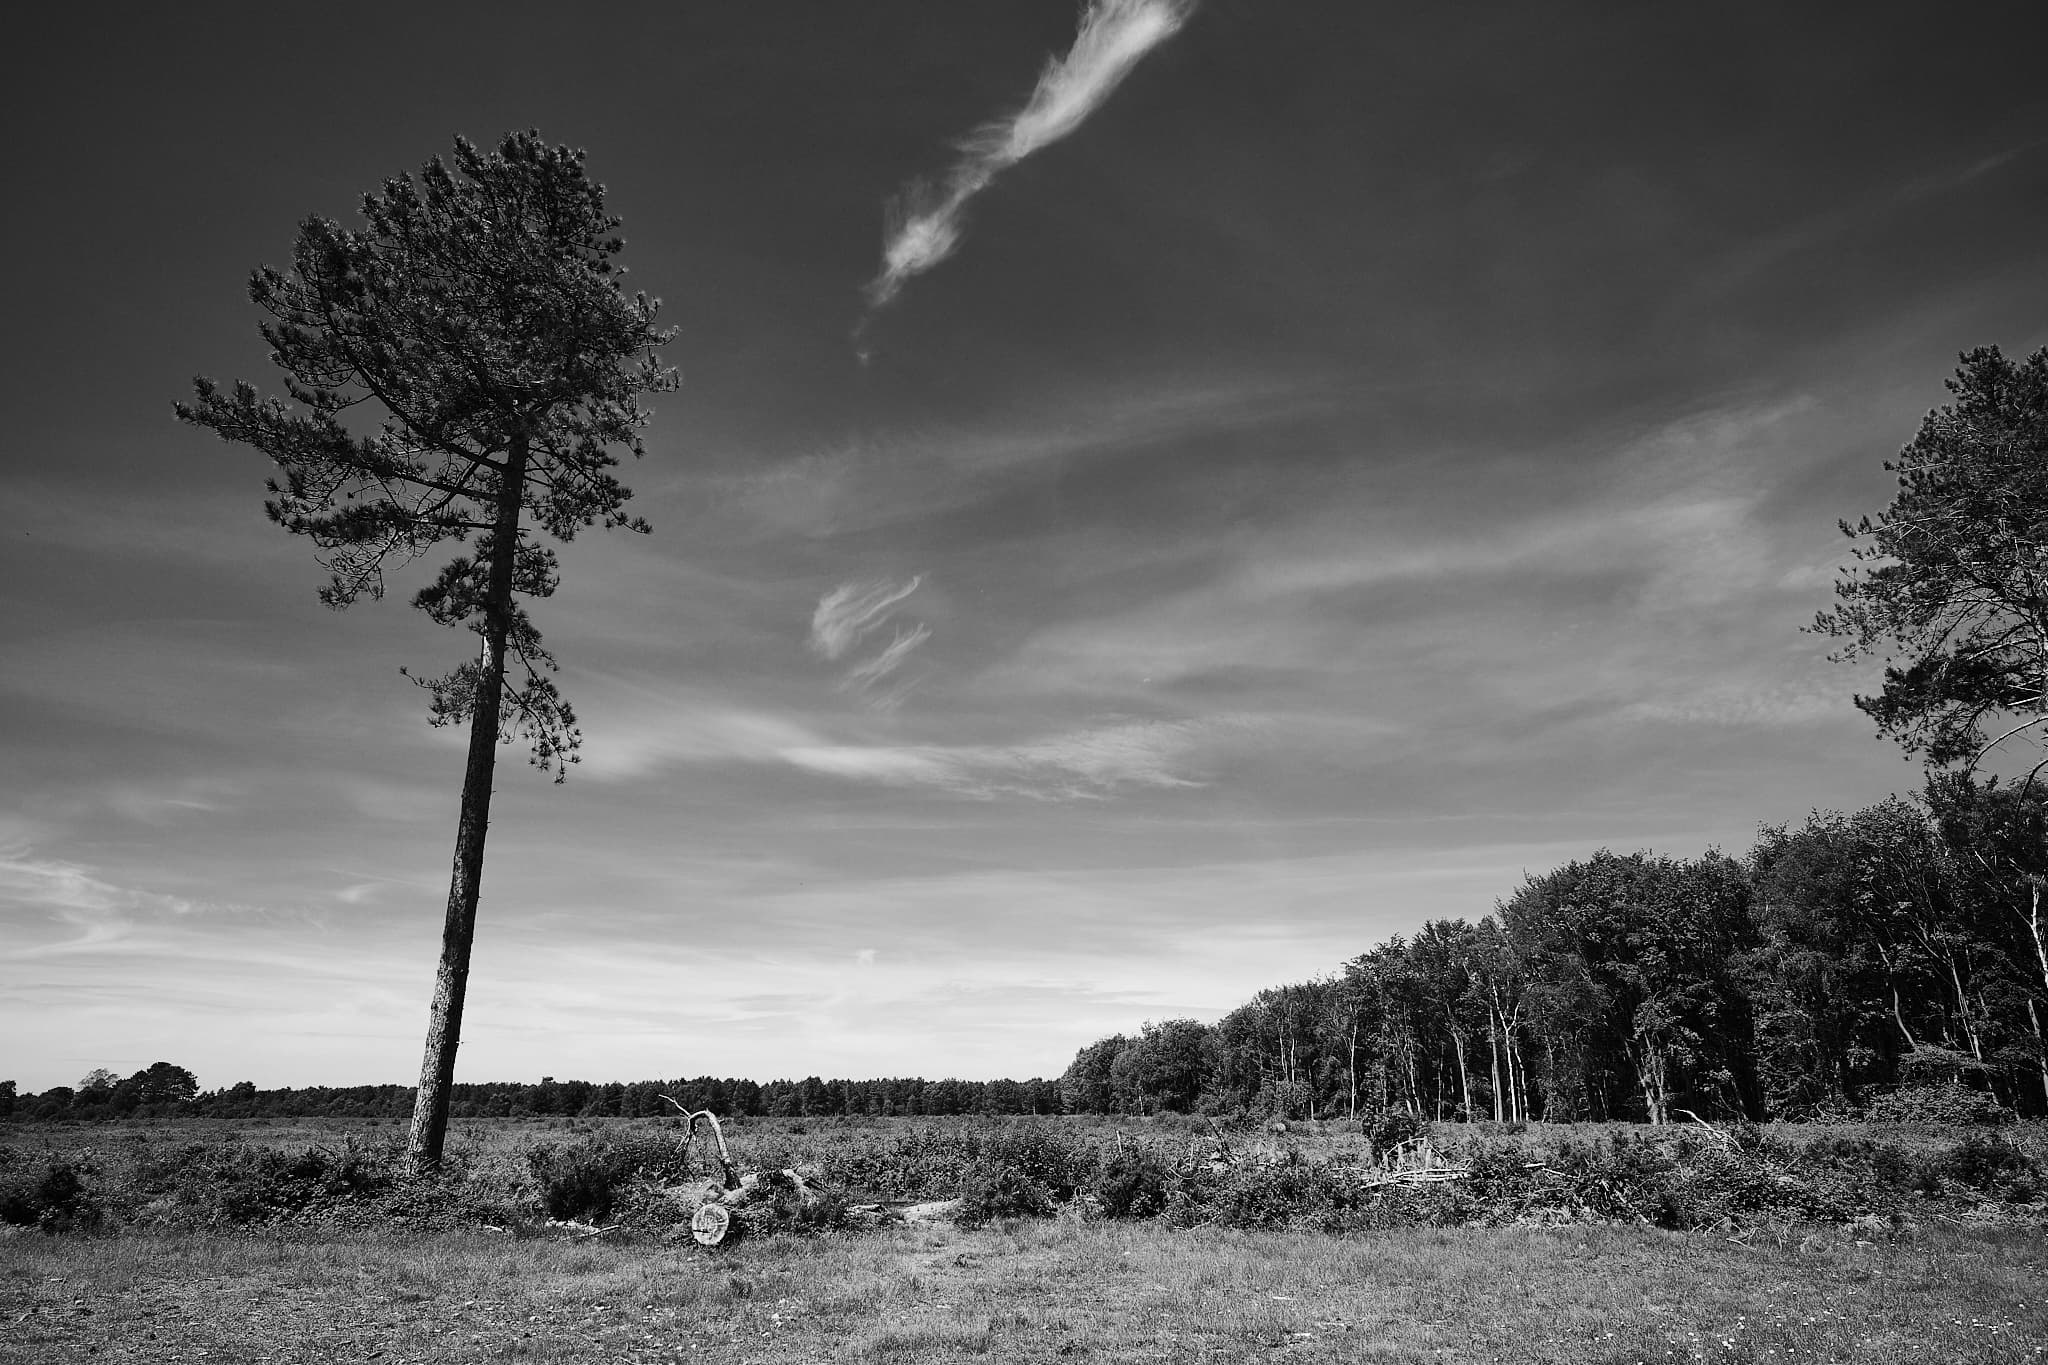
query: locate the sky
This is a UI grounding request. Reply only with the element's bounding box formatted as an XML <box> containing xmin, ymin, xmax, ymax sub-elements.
<box><xmin>3</xmin><ymin>1</ymin><xmax>2046</xmax><ymax>1093</ymax></box>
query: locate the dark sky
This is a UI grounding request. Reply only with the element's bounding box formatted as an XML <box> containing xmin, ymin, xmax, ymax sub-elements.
<box><xmin>4</xmin><ymin>1</ymin><xmax>2046</xmax><ymax>1091</ymax></box>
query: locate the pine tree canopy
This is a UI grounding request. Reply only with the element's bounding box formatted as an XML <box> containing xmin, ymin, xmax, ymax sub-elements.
<box><xmin>177</xmin><ymin>130</ymin><xmax>678</xmax><ymax>776</ymax></box>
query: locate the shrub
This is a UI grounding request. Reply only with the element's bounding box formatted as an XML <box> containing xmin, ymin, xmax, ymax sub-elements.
<box><xmin>1210</xmin><ymin>1159</ymin><xmax>1350</xmax><ymax>1229</ymax></box>
<box><xmin>0</xmin><ymin>1158</ymin><xmax>102</xmax><ymax>1233</ymax></box>
<box><xmin>728</xmin><ymin>1168</ymin><xmax>849</xmax><ymax>1236</ymax></box>
<box><xmin>823</xmin><ymin>1125</ymin><xmax>980</xmax><ymax>1198</ymax></box>
<box><xmin>825</xmin><ymin>1122</ymin><xmax>1099</xmax><ymax>1203</ymax></box>
<box><xmin>525</xmin><ymin>1132</ymin><xmax>696</xmax><ymax>1224</ymax></box>
<box><xmin>956</xmin><ymin>1162</ymin><xmax>1055</xmax><ymax>1227</ymax></box>
<box><xmin>1362</xmin><ymin>1109</ymin><xmax>1426</xmax><ymax>1160</ymax></box>
<box><xmin>1657</xmin><ymin>1142</ymin><xmax>1793</xmax><ymax>1229</ymax></box>
<box><xmin>1865</xmin><ymin>1081</ymin><xmax>2012</xmax><ymax>1126</ymax></box>
<box><xmin>1937</xmin><ymin>1133</ymin><xmax>2035</xmax><ymax>1192</ymax></box>
<box><xmin>1091</xmin><ymin>1146</ymin><xmax>1177</xmax><ymax>1219</ymax></box>
<box><xmin>1541</xmin><ymin>1131</ymin><xmax>1681</xmax><ymax>1225</ymax></box>
<box><xmin>1454</xmin><ymin>1140</ymin><xmax>1552</xmax><ymax>1224</ymax></box>
<box><xmin>528</xmin><ymin>1143</ymin><xmax>626</xmax><ymax>1222</ymax></box>
<box><xmin>979</xmin><ymin>1122</ymin><xmax>1096</xmax><ymax>1200</ymax></box>
<box><xmin>207</xmin><ymin>1140</ymin><xmax>395</xmax><ymax>1224</ymax></box>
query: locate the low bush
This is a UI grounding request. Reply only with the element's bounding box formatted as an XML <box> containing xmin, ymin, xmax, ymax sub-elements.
<box><xmin>822</xmin><ymin>1121</ymin><xmax>1100</xmax><ymax>1201</ymax></box>
<box><xmin>956</xmin><ymin>1162</ymin><xmax>1055</xmax><ymax>1227</ymax></box>
<box><xmin>1865</xmin><ymin>1081</ymin><xmax>2013</xmax><ymax>1126</ymax></box>
<box><xmin>978</xmin><ymin>1122</ymin><xmax>1097</xmax><ymax>1200</ymax></box>
<box><xmin>0</xmin><ymin>1156</ymin><xmax>103</xmax><ymax>1233</ymax></box>
<box><xmin>1362</xmin><ymin>1108</ymin><xmax>1427</xmax><ymax>1159</ymax></box>
<box><xmin>1937</xmin><ymin>1132</ymin><xmax>2035</xmax><ymax>1193</ymax></box>
<box><xmin>1656</xmin><ymin>1140</ymin><xmax>1793</xmax><ymax>1229</ymax></box>
<box><xmin>1209</xmin><ymin>1156</ymin><xmax>1354</xmax><ymax>1230</ymax></box>
<box><xmin>1091</xmin><ymin>1146</ymin><xmax>1178</xmax><ymax>1219</ymax></box>
<box><xmin>121</xmin><ymin>1135</ymin><xmax>396</xmax><ymax>1226</ymax></box>
<box><xmin>729</xmin><ymin>1168</ymin><xmax>850</xmax><ymax>1236</ymax></box>
<box><xmin>823</xmin><ymin>1125</ymin><xmax>981</xmax><ymax>1198</ymax></box>
<box><xmin>524</xmin><ymin>1132</ymin><xmax>697</xmax><ymax>1224</ymax></box>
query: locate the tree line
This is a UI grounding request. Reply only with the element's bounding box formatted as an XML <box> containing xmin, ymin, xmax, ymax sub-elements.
<box><xmin>1059</xmin><ymin>779</ymin><xmax>2048</xmax><ymax>1123</ymax></box>
<box><xmin>0</xmin><ymin>1072</ymin><xmax>1064</xmax><ymax>1123</ymax></box>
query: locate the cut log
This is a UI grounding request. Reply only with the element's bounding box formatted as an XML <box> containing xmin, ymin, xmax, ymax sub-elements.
<box><xmin>691</xmin><ymin>1201</ymin><xmax>733</xmax><ymax>1246</ymax></box>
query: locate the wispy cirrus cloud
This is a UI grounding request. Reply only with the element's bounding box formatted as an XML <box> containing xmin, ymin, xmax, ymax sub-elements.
<box><xmin>781</xmin><ymin>718</ymin><xmax>1210</xmax><ymax>799</ymax></box>
<box><xmin>845</xmin><ymin>624</ymin><xmax>932</xmax><ymax>691</ymax></box>
<box><xmin>573</xmin><ymin>683</ymin><xmax>1213</xmax><ymax>799</ymax></box>
<box><xmin>810</xmin><ymin>576</ymin><xmax>932</xmax><ymax>705</ymax></box>
<box><xmin>716</xmin><ymin>374</ymin><xmax>1317</xmax><ymax>541</ymax></box>
<box><xmin>866</xmin><ymin>0</ymin><xmax>1199</xmax><ymax>308</ymax></box>
<box><xmin>0</xmin><ymin>847</ymin><xmax>203</xmax><ymax>956</ymax></box>
<box><xmin>810</xmin><ymin>577</ymin><xmax>923</xmax><ymax>660</ymax></box>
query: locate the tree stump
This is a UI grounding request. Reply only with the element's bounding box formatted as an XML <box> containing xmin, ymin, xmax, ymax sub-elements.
<box><xmin>691</xmin><ymin>1202</ymin><xmax>733</xmax><ymax>1246</ymax></box>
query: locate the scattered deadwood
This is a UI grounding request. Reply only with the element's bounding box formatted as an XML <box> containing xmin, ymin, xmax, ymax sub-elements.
<box><xmin>647</xmin><ymin>1108</ymin><xmax>863</xmax><ymax>1245</ymax></box>
<box><xmin>1671</xmin><ymin>1108</ymin><xmax>1738</xmax><ymax>1151</ymax></box>
<box><xmin>540</xmin><ymin>1218</ymin><xmax>620</xmax><ymax>1239</ymax></box>
<box><xmin>899</xmin><ymin>1199</ymin><xmax>963</xmax><ymax>1224</ymax></box>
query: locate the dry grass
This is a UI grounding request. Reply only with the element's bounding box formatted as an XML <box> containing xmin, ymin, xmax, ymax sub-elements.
<box><xmin>3</xmin><ymin>1215</ymin><xmax>2043</xmax><ymax>1363</ymax></box>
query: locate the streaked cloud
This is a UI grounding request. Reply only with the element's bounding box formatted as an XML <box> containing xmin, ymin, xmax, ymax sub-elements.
<box><xmin>866</xmin><ymin>0</ymin><xmax>1199</xmax><ymax>307</ymax></box>
<box><xmin>845</xmin><ymin>624</ymin><xmax>931</xmax><ymax>691</ymax></box>
<box><xmin>575</xmin><ymin>680</ymin><xmax>1212</xmax><ymax>799</ymax></box>
<box><xmin>0</xmin><ymin>847</ymin><xmax>202</xmax><ymax>956</ymax></box>
<box><xmin>809</xmin><ymin>576</ymin><xmax>923</xmax><ymax>660</ymax></box>
<box><xmin>783</xmin><ymin>718</ymin><xmax>1211</xmax><ymax>799</ymax></box>
<box><xmin>809</xmin><ymin>576</ymin><xmax>933</xmax><ymax>706</ymax></box>
<box><xmin>717</xmin><ymin>375</ymin><xmax>1317</xmax><ymax>541</ymax></box>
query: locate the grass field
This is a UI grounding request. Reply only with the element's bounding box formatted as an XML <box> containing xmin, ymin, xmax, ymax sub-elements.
<box><xmin>2</xmin><ymin>1116</ymin><xmax>2044</xmax><ymax>1363</ymax></box>
<box><xmin>5</xmin><ymin>1216</ymin><xmax>2044</xmax><ymax>1363</ymax></box>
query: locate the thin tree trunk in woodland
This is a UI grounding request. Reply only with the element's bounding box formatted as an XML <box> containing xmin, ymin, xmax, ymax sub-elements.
<box><xmin>1488</xmin><ymin>1025</ymin><xmax>1504</xmax><ymax>1122</ymax></box>
<box><xmin>1452</xmin><ymin>1029</ymin><xmax>1471</xmax><ymax>1120</ymax></box>
<box><xmin>2022</xmin><ymin>882</ymin><xmax>2048</xmax><ymax>1107</ymax></box>
<box><xmin>1947</xmin><ymin>959</ymin><xmax>1985</xmax><ymax>1061</ymax></box>
<box><xmin>1347</xmin><ymin>1017</ymin><xmax>1360</xmax><ymax>1118</ymax></box>
<box><xmin>1502</xmin><ymin>1019</ymin><xmax>1521</xmax><ymax>1123</ymax></box>
<box><xmin>407</xmin><ymin>434</ymin><xmax>529</xmax><ymax>1171</ymax></box>
<box><xmin>2028</xmin><ymin>995</ymin><xmax>2048</xmax><ymax>1111</ymax></box>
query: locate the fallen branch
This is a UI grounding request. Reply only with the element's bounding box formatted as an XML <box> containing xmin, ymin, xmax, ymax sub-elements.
<box><xmin>1671</xmin><ymin>1109</ymin><xmax>1736</xmax><ymax>1151</ymax></box>
<box><xmin>1354</xmin><ymin>1167</ymin><xmax>1470</xmax><ymax>1190</ymax></box>
<box><xmin>660</xmin><ymin>1097</ymin><xmax>740</xmax><ymax>1189</ymax></box>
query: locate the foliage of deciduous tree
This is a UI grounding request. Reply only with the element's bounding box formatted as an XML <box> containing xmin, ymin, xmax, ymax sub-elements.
<box><xmin>1501</xmin><ymin>851</ymin><xmax>1760</xmax><ymax>1124</ymax></box>
<box><xmin>1816</xmin><ymin>346</ymin><xmax>2048</xmax><ymax>777</ymax></box>
<box><xmin>1745</xmin><ymin>805</ymin><xmax>1921</xmax><ymax>1112</ymax></box>
<box><xmin>1127</xmin><ymin>1018</ymin><xmax>1217</xmax><ymax>1115</ymax></box>
<box><xmin>1926</xmin><ymin>774</ymin><xmax>2048</xmax><ymax>1107</ymax></box>
<box><xmin>177</xmin><ymin>131</ymin><xmax>676</xmax><ymax>1170</ymax></box>
<box><xmin>1060</xmin><ymin>1034</ymin><xmax>1129</xmax><ymax>1114</ymax></box>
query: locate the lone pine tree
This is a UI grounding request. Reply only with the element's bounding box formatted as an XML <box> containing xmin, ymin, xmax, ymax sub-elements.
<box><xmin>178</xmin><ymin>131</ymin><xmax>677</xmax><ymax>1169</ymax></box>
<box><xmin>1817</xmin><ymin>345</ymin><xmax>2048</xmax><ymax>777</ymax></box>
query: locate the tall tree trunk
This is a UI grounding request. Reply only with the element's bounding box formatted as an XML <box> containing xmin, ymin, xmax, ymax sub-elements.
<box><xmin>1488</xmin><ymin>1025</ymin><xmax>1504</xmax><ymax>1122</ymax></box>
<box><xmin>1347</xmin><ymin>1015</ymin><xmax>1360</xmax><ymax>1119</ymax></box>
<box><xmin>1626</xmin><ymin>1039</ymin><xmax>1664</xmax><ymax>1125</ymax></box>
<box><xmin>2021</xmin><ymin>882</ymin><xmax>2048</xmax><ymax>1108</ymax></box>
<box><xmin>1451</xmin><ymin>1029</ymin><xmax>1471</xmax><ymax>1121</ymax></box>
<box><xmin>407</xmin><ymin>434</ymin><xmax>528</xmax><ymax>1171</ymax></box>
<box><xmin>1945</xmin><ymin>957</ymin><xmax>1984</xmax><ymax>1061</ymax></box>
<box><xmin>1502</xmin><ymin>1013</ymin><xmax>1523</xmax><ymax>1123</ymax></box>
<box><xmin>2028</xmin><ymin>996</ymin><xmax>2048</xmax><ymax>1113</ymax></box>
<box><xmin>1876</xmin><ymin>944</ymin><xmax>1919</xmax><ymax>1051</ymax></box>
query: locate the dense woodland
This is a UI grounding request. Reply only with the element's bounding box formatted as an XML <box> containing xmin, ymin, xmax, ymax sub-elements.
<box><xmin>1061</xmin><ymin>780</ymin><xmax>2048</xmax><ymax>1124</ymax></box>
